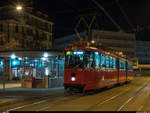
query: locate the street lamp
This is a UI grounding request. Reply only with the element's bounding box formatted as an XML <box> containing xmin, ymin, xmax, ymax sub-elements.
<box><xmin>43</xmin><ymin>53</ymin><xmax>48</xmax><ymax>58</ymax></box>
<box><xmin>91</xmin><ymin>40</ymin><xmax>95</xmax><ymax>44</ymax></box>
<box><xmin>16</xmin><ymin>5</ymin><xmax>23</xmax><ymax>11</ymax></box>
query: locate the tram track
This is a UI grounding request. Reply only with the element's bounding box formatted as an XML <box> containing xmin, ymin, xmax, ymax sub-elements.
<box><xmin>14</xmin><ymin>79</ymin><xmax>147</xmax><ymax>111</ymax></box>
<box><xmin>117</xmin><ymin>82</ymin><xmax>149</xmax><ymax>111</ymax></box>
<box><xmin>33</xmin><ymin>83</ymin><xmax>133</xmax><ymax>111</ymax></box>
<box><xmin>5</xmin><ymin>91</ymin><xmax>65</xmax><ymax>111</ymax></box>
<box><xmin>37</xmin><ymin>82</ymin><xmax>134</xmax><ymax>111</ymax></box>
<box><xmin>36</xmin><ymin>93</ymin><xmax>84</xmax><ymax>111</ymax></box>
<box><xmin>4</xmin><ymin>77</ymin><xmax>149</xmax><ymax>111</ymax></box>
<box><xmin>85</xmin><ymin>82</ymin><xmax>148</xmax><ymax>111</ymax></box>
<box><xmin>6</xmin><ymin>91</ymin><xmax>83</xmax><ymax>111</ymax></box>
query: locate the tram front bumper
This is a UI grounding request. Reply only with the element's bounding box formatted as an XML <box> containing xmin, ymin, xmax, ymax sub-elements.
<box><xmin>64</xmin><ymin>84</ymin><xmax>86</xmax><ymax>89</ymax></box>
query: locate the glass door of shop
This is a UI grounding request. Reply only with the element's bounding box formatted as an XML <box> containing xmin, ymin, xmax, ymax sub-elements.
<box><xmin>12</xmin><ymin>67</ymin><xmax>24</xmax><ymax>80</ymax></box>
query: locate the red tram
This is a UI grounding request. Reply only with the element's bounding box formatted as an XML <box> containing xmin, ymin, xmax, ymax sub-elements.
<box><xmin>64</xmin><ymin>44</ymin><xmax>134</xmax><ymax>93</ymax></box>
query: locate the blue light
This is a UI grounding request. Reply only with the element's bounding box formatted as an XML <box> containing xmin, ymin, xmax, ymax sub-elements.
<box><xmin>0</xmin><ymin>60</ymin><xmax>3</xmax><ymax>66</ymax></box>
<box><xmin>77</xmin><ymin>52</ymin><xmax>83</xmax><ymax>54</ymax></box>
<box><xmin>43</xmin><ymin>53</ymin><xmax>48</xmax><ymax>58</ymax></box>
<box><xmin>30</xmin><ymin>64</ymin><xmax>34</xmax><ymax>67</ymax></box>
<box><xmin>13</xmin><ymin>61</ymin><xmax>17</xmax><ymax>65</ymax></box>
<box><xmin>11</xmin><ymin>59</ymin><xmax>20</xmax><ymax>67</ymax></box>
<box><xmin>11</xmin><ymin>54</ymin><xmax>16</xmax><ymax>59</ymax></box>
<box><xmin>95</xmin><ymin>52</ymin><xmax>99</xmax><ymax>55</ymax></box>
<box><xmin>34</xmin><ymin>60</ymin><xmax>38</xmax><ymax>62</ymax></box>
<box><xmin>73</xmin><ymin>51</ymin><xmax>84</xmax><ymax>55</ymax></box>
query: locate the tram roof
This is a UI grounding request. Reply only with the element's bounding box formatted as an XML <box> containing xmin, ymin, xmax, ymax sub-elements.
<box><xmin>65</xmin><ymin>44</ymin><xmax>133</xmax><ymax>62</ymax></box>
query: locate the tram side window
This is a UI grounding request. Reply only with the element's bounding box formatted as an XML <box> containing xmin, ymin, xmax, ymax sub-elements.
<box><xmin>124</xmin><ymin>61</ymin><xmax>126</xmax><ymax>70</ymax></box>
<box><xmin>119</xmin><ymin>60</ymin><xmax>124</xmax><ymax>69</ymax></box>
<box><xmin>106</xmin><ymin>55</ymin><xmax>109</xmax><ymax>68</ymax></box>
<box><xmin>110</xmin><ymin>56</ymin><xmax>113</xmax><ymax>68</ymax></box>
<box><xmin>112</xmin><ymin>57</ymin><xmax>116</xmax><ymax>69</ymax></box>
<box><xmin>101</xmin><ymin>54</ymin><xmax>106</xmax><ymax>68</ymax></box>
<box><xmin>90</xmin><ymin>52</ymin><xmax>94</xmax><ymax>68</ymax></box>
<box><xmin>85</xmin><ymin>51</ymin><xmax>94</xmax><ymax>68</ymax></box>
<box><xmin>95</xmin><ymin>52</ymin><xmax>101</xmax><ymax>68</ymax></box>
<box><xmin>119</xmin><ymin>60</ymin><xmax>126</xmax><ymax>70</ymax></box>
<box><xmin>128</xmin><ymin>63</ymin><xmax>133</xmax><ymax>70</ymax></box>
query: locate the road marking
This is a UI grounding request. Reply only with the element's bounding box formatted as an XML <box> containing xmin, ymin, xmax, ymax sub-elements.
<box><xmin>86</xmin><ymin>90</ymin><xmax>129</xmax><ymax>111</ymax></box>
<box><xmin>37</xmin><ymin>94</ymin><xmax>83</xmax><ymax>111</ymax></box>
<box><xmin>117</xmin><ymin>82</ymin><xmax>148</xmax><ymax>111</ymax></box>
<box><xmin>117</xmin><ymin>96</ymin><xmax>134</xmax><ymax>111</ymax></box>
<box><xmin>138</xmin><ymin>105</ymin><xmax>144</xmax><ymax>111</ymax></box>
<box><xmin>86</xmin><ymin>82</ymin><xmax>147</xmax><ymax>111</ymax></box>
<box><xmin>6</xmin><ymin>95</ymin><xmax>64</xmax><ymax>112</ymax></box>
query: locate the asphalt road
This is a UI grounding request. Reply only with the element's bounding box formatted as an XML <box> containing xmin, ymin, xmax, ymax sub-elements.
<box><xmin>0</xmin><ymin>76</ymin><xmax>150</xmax><ymax>111</ymax></box>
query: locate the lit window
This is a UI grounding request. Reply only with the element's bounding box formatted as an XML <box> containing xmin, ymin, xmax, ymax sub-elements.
<box><xmin>101</xmin><ymin>54</ymin><xmax>105</xmax><ymax>67</ymax></box>
<box><xmin>95</xmin><ymin>52</ymin><xmax>100</xmax><ymax>68</ymax></box>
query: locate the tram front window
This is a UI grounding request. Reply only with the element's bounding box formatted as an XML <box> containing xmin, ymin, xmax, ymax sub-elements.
<box><xmin>65</xmin><ymin>50</ymin><xmax>84</xmax><ymax>68</ymax></box>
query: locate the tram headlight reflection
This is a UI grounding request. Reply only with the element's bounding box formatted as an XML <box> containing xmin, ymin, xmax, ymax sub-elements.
<box><xmin>71</xmin><ymin>77</ymin><xmax>76</xmax><ymax>81</ymax></box>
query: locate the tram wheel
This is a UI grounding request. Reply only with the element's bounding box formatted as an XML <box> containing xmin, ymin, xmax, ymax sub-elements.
<box><xmin>64</xmin><ymin>88</ymin><xmax>73</xmax><ymax>96</ymax></box>
<box><xmin>82</xmin><ymin>90</ymin><xmax>87</xmax><ymax>95</ymax></box>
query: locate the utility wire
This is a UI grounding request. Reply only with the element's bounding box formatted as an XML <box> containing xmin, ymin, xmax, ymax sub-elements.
<box><xmin>115</xmin><ymin>0</ymin><xmax>135</xmax><ymax>32</ymax></box>
<box><xmin>92</xmin><ymin>0</ymin><xmax>123</xmax><ymax>32</ymax></box>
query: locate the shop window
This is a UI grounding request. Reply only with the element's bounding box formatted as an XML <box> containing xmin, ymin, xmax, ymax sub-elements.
<box><xmin>27</xmin><ymin>28</ymin><xmax>33</xmax><ymax>36</ymax></box>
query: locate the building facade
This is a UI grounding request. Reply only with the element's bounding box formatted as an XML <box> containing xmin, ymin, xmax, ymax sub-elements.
<box><xmin>136</xmin><ymin>41</ymin><xmax>150</xmax><ymax>70</ymax></box>
<box><xmin>91</xmin><ymin>30</ymin><xmax>136</xmax><ymax>59</ymax></box>
<box><xmin>54</xmin><ymin>30</ymin><xmax>136</xmax><ymax>58</ymax></box>
<box><xmin>0</xmin><ymin>4</ymin><xmax>65</xmax><ymax>87</ymax></box>
<box><xmin>0</xmin><ymin>5</ymin><xmax>53</xmax><ymax>51</ymax></box>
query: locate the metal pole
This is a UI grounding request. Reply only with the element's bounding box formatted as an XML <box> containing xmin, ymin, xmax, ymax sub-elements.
<box><xmin>3</xmin><ymin>75</ymin><xmax>5</xmax><ymax>92</ymax></box>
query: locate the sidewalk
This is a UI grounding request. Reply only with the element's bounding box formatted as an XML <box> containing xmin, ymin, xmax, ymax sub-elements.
<box><xmin>0</xmin><ymin>81</ymin><xmax>64</xmax><ymax>100</ymax></box>
<box><xmin>0</xmin><ymin>80</ymin><xmax>21</xmax><ymax>84</ymax></box>
<box><xmin>0</xmin><ymin>86</ymin><xmax>64</xmax><ymax>98</ymax></box>
<box><xmin>0</xmin><ymin>82</ymin><xmax>21</xmax><ymax>89</ymax></box>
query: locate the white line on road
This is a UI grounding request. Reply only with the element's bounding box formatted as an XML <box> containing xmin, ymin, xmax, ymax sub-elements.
<box><xmin>87</xmin><ymin>82</ymin><xmax>148</xmax><ymax>111</ymax></box>
<box><xmin>117</xmin><ymin>96</ymin><xmax>134</xmax><ymax>111</ymax></box>
<box><xmin>37</xmin><ymin>94</ymin><xmax>83</xmax><ymax>111</ymax></box>
<box><xmin>117</xmin><ymin>82</ymin><xmax>148</xmax><ymax>111</ymax></box>
<box><xmin>86</xmin><ymin>89</ymin><xmax>129</xmax><ymax>110</ymax></box>
<box><xmin>6</xmin><ymin>95</ymin><xmax>64</xmax><ymax>112</ymax></box>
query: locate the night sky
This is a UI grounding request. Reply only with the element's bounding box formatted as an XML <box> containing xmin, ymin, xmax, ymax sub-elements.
<box><xmin>34</xmin><ymin>0</ymin><xmax>150</xmax><ymax>40</ymax></box>
<box><xmin>2</xmin><ymin>0</ymin><xmax>150</xmax><ymax>40</ymax></box>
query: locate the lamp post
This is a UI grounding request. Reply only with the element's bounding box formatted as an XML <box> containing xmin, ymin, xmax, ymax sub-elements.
<box><xmin>16</xmin><ymin>5</ymin><xmax>23</xmax><ymax>12</ymax></box>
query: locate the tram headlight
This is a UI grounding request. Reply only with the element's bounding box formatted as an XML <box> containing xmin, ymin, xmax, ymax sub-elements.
<box><xmin>71</xmin><ymin>77</ymin><xmax>76</xmax><ymax>81</ymax></box>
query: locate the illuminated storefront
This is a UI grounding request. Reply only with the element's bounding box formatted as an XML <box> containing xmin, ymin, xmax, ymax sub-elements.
<box><xmin>0</xmin><ymin>51</ymin><xmax>64</xmax><ymax>82</ymax></box>
<box><xmin>9</xmin><ymin>57</ymin><xmax>64</xmax><ymax>80</ymax></box>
